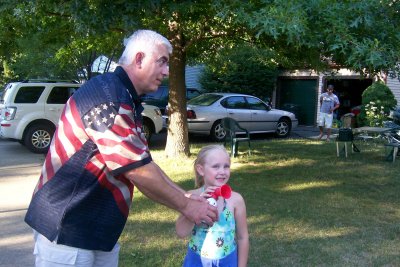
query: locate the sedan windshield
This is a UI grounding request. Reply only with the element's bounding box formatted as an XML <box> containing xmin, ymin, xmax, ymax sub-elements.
<box><xmin>187</xmin><ymin>93</ymin><xmax>223</xmax><ymax>106</ymax></box>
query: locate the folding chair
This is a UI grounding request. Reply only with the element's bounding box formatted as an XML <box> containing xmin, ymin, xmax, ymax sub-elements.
<box><xmin>221</xmin><ymin>117</ymin><xmax>251</xmax><ymax>157</ymax></box>
<box><xmin>336</xmin><ymin>114</ymin><xmax>360</xmax><ymax>158</ymax></box>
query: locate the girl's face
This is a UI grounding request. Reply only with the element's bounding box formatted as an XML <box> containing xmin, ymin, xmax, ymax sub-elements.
<box><xmin>196</xmin><ymin>149</ymin><xmax>231</xmax><ymax>187</ymax></box>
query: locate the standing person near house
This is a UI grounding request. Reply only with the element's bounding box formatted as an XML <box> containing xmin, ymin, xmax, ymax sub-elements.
<box><xmin>176</xmin><ymin>145</ymin><xmax>249</xmax><ymax>267</ymax></box>
<box><xmin>318</xmin><ymin>84</ymin><xmax>340</xmax><ymax>141</ymax></box>
<box><xmin>24</xmin><ymin>29</ymin><xmax>218</xmax><ymax>267</ymax></box>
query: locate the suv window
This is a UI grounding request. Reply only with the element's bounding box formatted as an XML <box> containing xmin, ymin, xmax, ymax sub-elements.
<box><xmin>14</xmin><ymin>86</ymin><xmax>45</xmax><ymax>103</ymax></box>
<box><xmin>47</xmin><ymin>86</ymin><xmax>78</xmax><ymax>104</ymax></box>
<box><xmin>143</xmin><ymin>86</ymin><xmax>168</xmax><ymax>100</ymax></box>
<box><xmin>142</xmin><ymin>86</ymin><xmax>201</xmax><ymax>101</ymax></box>
<box><xmin>0</xmin><ymin>83</ymin><xmax>12</xmax><ymax>104</ymax></box>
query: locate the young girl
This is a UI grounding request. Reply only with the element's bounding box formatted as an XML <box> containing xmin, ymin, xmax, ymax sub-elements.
<box><xmin>176</xmin><ymin>145</ymin><xmax>249</xmax><ymax>267</ymax></box>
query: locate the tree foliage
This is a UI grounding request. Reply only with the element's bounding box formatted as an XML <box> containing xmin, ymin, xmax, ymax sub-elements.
<box><xmin>0</xmin><ymin>0</ymin><xmax>125</xmax><ymax>83</ymax></box>
<box><xmin>0</xmin><ymin>0</ymin><xmax>400</xmax><ymax>156</ymax></box>
<box><xmin>244</xmin><ymin>0</ymin><xmax>400</xmax><ymax>77</ymax></box>
<box><xmin>199</xmin><ymin>45</ymin><xmax>278</xmax><ymax>100</ymax></box>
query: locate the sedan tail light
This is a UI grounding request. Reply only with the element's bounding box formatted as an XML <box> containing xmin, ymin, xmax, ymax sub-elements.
<box><xmin>187</xmin><ymin>110</ymin><xmax>196</xmax><ymax>119</ymax></box>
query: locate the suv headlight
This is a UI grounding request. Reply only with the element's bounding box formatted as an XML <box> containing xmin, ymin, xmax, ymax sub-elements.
<box><xmin>2</xmin><ymin>106</ymin><xmax>17</xmax><ymax>120</ymax></box>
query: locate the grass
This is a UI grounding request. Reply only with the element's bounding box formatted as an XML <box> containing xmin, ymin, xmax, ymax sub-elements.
<box><xmin>118</xmin><ymin>138</ymin><xmax>400</xmax><ymax>267</ymax></box>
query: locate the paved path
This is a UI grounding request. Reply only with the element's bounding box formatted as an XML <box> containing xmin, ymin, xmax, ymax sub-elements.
<box><xmin>0</xmin><ymin>140</ymin><xmax>44</xmax><ymax>267</ymax></box>
<box><xmin>291</xmin><ymin>125</ymin><xmax>338</xmax><ymax>140</ymax></box>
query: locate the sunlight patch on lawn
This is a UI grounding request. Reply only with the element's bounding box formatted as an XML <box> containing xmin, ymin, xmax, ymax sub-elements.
<box><xmin>271</xmin><ymin>221</ymin><xmax>358</xmax><ymax>240</ymax></box>
<box><xmin>233</xmin><ymin>158</ymin><xmax>315</xmax><ymax>170</ymax></box>
<box><xmin>280</xmin><ymin>181</ymin><xmax>340</xmax><ymax>192</ymax></box>
<box><xmin>247</xmin><ymin>214</ymin><xmax>274</xmax><ymax>224</ymax></box>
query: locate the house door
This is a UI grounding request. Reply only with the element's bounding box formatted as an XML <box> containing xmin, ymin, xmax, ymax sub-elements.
<box><xmin>279</xmin><ymin>79</ymin><xmax>318</xmax><ymax>125</ymax></box>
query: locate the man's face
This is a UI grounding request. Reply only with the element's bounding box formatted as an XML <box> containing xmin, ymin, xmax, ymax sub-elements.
<box><xmin>138</xmin><ymin>44</ymin><xmax>170</xmax><ymax>94</ymax></box>
<box><xmin>327</xmin><ymin>87</ymin><xmax>334</xmax><ymax>95</ymax></box>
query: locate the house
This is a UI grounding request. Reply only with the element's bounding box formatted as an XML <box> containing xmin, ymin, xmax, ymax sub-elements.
<box><xmin>276</xmin><ymin>69</ymin><xmax>400</xmax><ymax>125</ymax></box>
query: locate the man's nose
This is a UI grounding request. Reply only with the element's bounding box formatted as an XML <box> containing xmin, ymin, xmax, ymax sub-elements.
<box><xmin>162</xmin><ymin>66</ymin><xmax>169</xmax><ymax>77</ymax></box>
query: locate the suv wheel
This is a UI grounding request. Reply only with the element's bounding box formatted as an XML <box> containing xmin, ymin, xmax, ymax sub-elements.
<box><xmin>24</xmin><ymin>124</ymin><xmax>55</xmax><ymax>154</ymax></box>
<box><xmin>142</xmin><ymin>118</ymin><xmax>154</xmax><ymax>142</ymax></box>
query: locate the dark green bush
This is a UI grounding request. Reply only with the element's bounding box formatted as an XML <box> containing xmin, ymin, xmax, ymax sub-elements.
<box><xmin>358</xmin><ymin>82</ymin><xmax>397</xmax><ymax>126</ymax></box>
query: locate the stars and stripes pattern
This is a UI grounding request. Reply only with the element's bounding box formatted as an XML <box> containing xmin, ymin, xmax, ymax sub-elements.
<box><xmin>25</xmin><ymin>68</ymin><xmax>154</xmax><ymax>251</ymax></box>
<box><xmin>83</xmin><ymin>102</ymin><xmax>118</xmax><ymax>131</ymax></box>
<box><xmin>34</xmin><ymin>94</ymin><xmax>149</xmax><ymax>217</ymax></box>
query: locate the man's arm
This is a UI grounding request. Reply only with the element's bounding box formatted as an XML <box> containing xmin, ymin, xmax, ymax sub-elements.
<box><xmin>332</xmin><ymin>97</ymin><xmax>340</xmax><ymax>113</ymax></box>
<box><xmin>334</xmin><ymin>102</ymin><xmax>340</xmax><ymax>111</ymax></box>
<box><xmin>124</xmin><ymin>161</ymin><xmax>217</xmax><ymax>225</ymax></box>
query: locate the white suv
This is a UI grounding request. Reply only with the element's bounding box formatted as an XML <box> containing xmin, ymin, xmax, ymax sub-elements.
<box><xmin>0</xmin><ymin>80</ymin><xmax>163</xmax><ymax>153</ymax></box>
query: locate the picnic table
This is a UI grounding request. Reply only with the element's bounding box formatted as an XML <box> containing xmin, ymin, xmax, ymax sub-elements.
<box><xmin>350</xmin><ymin>126</ymin><xmax>399</xmax><ymax>162</ymax></box>
<box><xmin>353</xmin><ymin>126</ymin><xmax>392</xmax><ymax>135</ymax></box>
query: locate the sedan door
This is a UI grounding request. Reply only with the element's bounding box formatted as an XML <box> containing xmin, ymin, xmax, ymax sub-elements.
<box><xmin>221</xmin><ymin>96</ymin><xmax>252</xmax><ymax>130</ymax></box>
<box><xmin>246</xmin><ymin>96</ymin><xmax>276</xmax><ymax>132</ymax></box>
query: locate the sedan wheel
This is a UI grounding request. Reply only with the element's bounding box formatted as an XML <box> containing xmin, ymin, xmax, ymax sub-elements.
<box><xmin>276</xmin><ymin>118</ymin><xmax>291</xmax><ymax>138</ymax></box>
<box><xmin>211</xmin><ymin>121</ymin><xmax>226</xmax><ymax>141</ymax></box>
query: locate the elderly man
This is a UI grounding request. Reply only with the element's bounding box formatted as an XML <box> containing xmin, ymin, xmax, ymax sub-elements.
<box><xmin>25</xmin><ymin>30</ymin><xmax>217</xmax><ymax>267</ymax></box>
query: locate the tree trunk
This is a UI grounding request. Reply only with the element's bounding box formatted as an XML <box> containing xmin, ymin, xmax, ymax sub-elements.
<box><xmin>165</xmin><ymin>31</ymin><xmax>190</xmax><ymax>157</ymax></box>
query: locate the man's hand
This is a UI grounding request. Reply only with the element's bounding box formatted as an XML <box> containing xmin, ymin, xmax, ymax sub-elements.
<box><xmin>182</xmin><ymin>195</ymin><xmax>218</xmax><ymax>226</ymax></box>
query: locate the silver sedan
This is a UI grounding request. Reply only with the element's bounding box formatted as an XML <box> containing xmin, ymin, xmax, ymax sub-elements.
<box><xmin>186</xmin><ymin>93</ymin><xmax>298</xmax><ymax>141</ymax></box>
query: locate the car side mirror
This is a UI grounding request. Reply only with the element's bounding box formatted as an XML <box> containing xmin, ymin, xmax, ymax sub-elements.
<box><xmin>266</xmin><ymin>104</ymin><xmax>271</xmax><ymax>111</ymax></box>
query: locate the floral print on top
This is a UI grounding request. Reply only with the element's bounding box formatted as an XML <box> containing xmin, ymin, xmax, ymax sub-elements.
<box><xmin>188</xmin><ymin>200</ymin><xmax>236</xmax><ymax>260</ymax></box>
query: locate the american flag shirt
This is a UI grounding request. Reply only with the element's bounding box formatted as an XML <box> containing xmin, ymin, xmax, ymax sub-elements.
<box><xmin>25</xmin><ymin>67</ymin><xmax>151</xmax><ymax>251</ymax></box>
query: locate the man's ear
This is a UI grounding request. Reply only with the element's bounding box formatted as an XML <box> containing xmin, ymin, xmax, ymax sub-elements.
<box><xmin>135</xmin><ymin>52</ymin><xmax>144</xmax><ymax>68</ymax></box>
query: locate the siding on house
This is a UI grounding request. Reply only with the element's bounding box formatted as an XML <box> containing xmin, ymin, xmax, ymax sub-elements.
<box><xmin>386</xmin><ymin>76</ymin><xmax>400</xmax><ymax>105</ymax></box>
<box><xmin>185</xmin><ymin>65</ymin><xmax>204</xmax><ymax>90</ymax></box>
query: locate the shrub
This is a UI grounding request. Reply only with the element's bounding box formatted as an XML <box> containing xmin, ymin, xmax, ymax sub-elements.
<box><xmin>358</xmin><ymin>82</ymin><xmax>397</xmax><ymax>126</ymax></box>
<box><xmin>364</xmin><ymin>102</ymin><xmax>386</xmax><ymax>127</ymax></box>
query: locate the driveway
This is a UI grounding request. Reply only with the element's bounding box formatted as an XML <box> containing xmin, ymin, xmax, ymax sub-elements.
<box><xmin>0</xmin><ymin>139</ymin><xmax>44</xmax><ymax>267</ymax></box>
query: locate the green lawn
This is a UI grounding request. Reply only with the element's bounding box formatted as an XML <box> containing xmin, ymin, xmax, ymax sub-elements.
<box><xmin>118</xmin><ymin>138</ymin><xmax>400</xmax><ymax>267</ymax></box>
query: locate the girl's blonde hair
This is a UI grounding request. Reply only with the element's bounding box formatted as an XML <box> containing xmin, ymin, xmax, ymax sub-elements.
<box><xmin>193</xmin><ymin>145</ymin><xmax>230</xmax><ymax>187</ymax></box>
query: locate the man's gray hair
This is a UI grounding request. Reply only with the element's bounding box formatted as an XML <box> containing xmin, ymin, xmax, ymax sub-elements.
<box><xmin>118</xmin><ymin>30</ymin><xmax>172</xmax><ymax>65</ymax></box>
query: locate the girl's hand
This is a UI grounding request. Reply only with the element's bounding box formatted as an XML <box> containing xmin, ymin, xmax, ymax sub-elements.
<box><xmin>200</xmin><ymin>186</ymin><xmax>219</xmax><ymax>199</ymax></box>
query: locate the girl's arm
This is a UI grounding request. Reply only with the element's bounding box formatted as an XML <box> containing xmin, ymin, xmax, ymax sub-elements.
<box><xmin>176</xmin><ymin>213</ymin><xmax>195</xmax><ymax>238</ymax></box>
<box><xmin>234</xmin><ymin>193</ymin><xmax>249</xmax><ymax>267</ymax></box>
<box><xmin>175</xmin><ymin>189</ymin><xmax>200</xmax><ymax>238</ymax></box>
